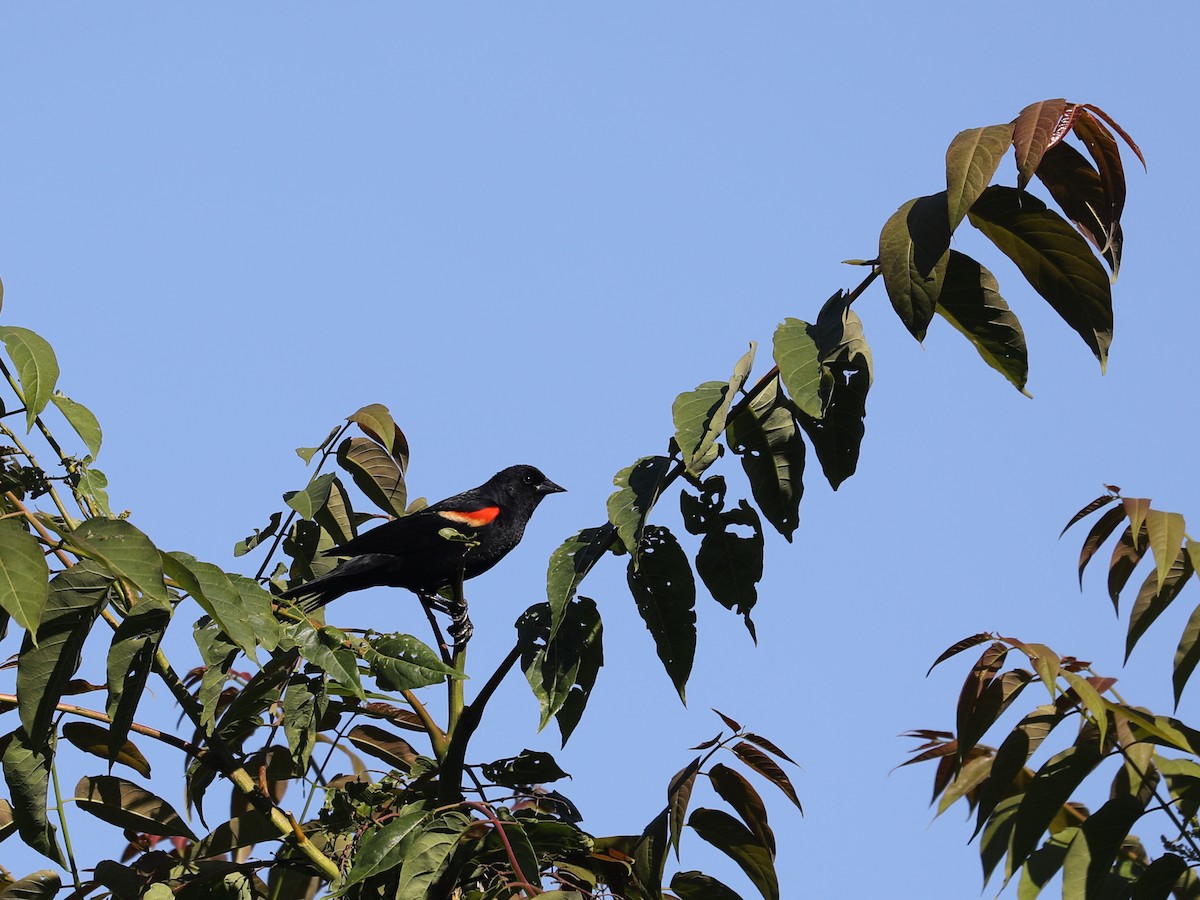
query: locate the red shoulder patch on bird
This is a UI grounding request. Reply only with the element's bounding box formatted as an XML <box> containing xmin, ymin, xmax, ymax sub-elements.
<box><xmin>438</xmin><ymin>507</ymin><xmax>501</xmax><ymax>527</ymax></box>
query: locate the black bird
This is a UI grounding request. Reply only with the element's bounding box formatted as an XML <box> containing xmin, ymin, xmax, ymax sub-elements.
<box><xmin>279</xmin><ymin>465</ymin><xmax>565</xmax><ymax>643</ymax></box>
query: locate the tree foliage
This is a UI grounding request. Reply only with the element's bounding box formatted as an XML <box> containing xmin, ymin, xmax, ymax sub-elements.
<box><xmin>0</xmin><ymin>97</ymin><xmax>1149</xmax><ymax>897</ymax></box>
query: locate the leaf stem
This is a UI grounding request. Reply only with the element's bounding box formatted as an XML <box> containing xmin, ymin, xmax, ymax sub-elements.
<box><xmin>47</xmin><ymin>732</ymin><xmax>81</xmax><ymax>887</ymax></box>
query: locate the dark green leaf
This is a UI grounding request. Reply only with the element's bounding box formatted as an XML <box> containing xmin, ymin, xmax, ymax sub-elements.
<box><xmin>671</xmin><ymin>870</ymin><xmax>745</xmax><ymax>900</ymax></box>
<box><xmin>60</xmin><ymin>722</ymin><xmax>151</xmax><ymax>777</ymax></box>
<box><xmin>1131</xmin><ymin>853</ymin><xmax>1187</xmax><ymax>900</ymax></box>
<box><xmin>74</xmin><ymin>774</ymin><xmax>197</xmax><ymax>839</ymax></box>
<box><xmin>283</xmin><ymin>471</ymin><xmax>336</xmax><ymax>521</ymax></box>
<box><xmin>1126</xmin><ymin>547</ymin><xmax>1193</xmax><ymax>663</ymax></box>
<box><xmin>106</xmin><ymin>604</ymin><xmax>171</xmax><ymax>764</ymax></box>
<box><xmin>518</xmin><ymin>597</ymin><xmax>604</xmax><ymax>744</ymax></box>
<box><xmin>1173</xmin><ymin>595</ymin><xmax>1200</xmax><ymax>706</ymax></box>
<box><xmin>46</xmin><ymin>517</ymin><xmax>171</xmax><ymax>607</ymax></box>
<box><xmin>163</xmin><ymin>552</ymin><xmax>275</xmax><ymax>661</ymax></box>
<box><xmin>727</xmin><ymin>378</ymin><xmax>804</xmax><ymax>540</ymax></box>
<box><xmin>16</xmin><ymin>564</ymin><xmax>112</xmax><ymax>745</ymax></box>
<box><xmin>1077</xmin><ymin>505</ymin><xmax>1126</xmax><ymax>588</ymax></box>
<box><xmin>627</xmin><ymin>526</ymin><xmax>696</xmax><ymax>703</ymax></box>
<box><xmin>1012</xmin><ymin>99</ymin><xmax>1072</xmax><ymax>191</ymax></box>
<box><xmin>1061</xmin><ymin>794</ymin><xmax>1148</xmax><ymax>899</ymax></box>
<box><xmin>546</xmin><ymin>525</ymin><xmax>616</xmax><ymax>642</ymax></box>
<box><xmin>282</xmin><ymin>674</ymin><xmax>327</xmax><ymax>773</ymax></box>
<box><xmin>772</xmin><ymin>319</ymin><xmax>823</xmax><ymax>418</ymax></box>
<box><xmin>1060</xmin><ymin>492</ymin><xmax>1119</xmax><ymax>539</ymax></box>
<box><xmin>968</xmin><ymin>186</ymin><xmax>1113</xmax><ymax>369</ymax></box>
<box><xmin>632</xmin><ymin>806</ymin><xmax>670</xmax><ymax>897</ymax></box>
<box><xmin>190</xmin><ymin>810</ymin><xmax>280</xmax><ymax>860</ymax></box>
<box><xmin>339</xmin><ymin>807</ymin><xmax>428</xmax><ymax>888</ymax></box>
<box><xmin>1</xmin><ymin>728</ymin><xmax>64</xmax><ymax>864</ymax></box>
<box><xmin>878</xmin><ymin>193</ymin><xmax>952</xmax><ymax>341</ymax></box>
<box><xmin>290</xmin><ymin>623</ymin><xmax>362</xmax><ymax>698</ymax></box>
<box><xmin>709</xmin><ymin>763</ymin><xmax>774</xmax><ymax>856</ymax></box>
<box><xmin>980</xmin><ymin>794</ymin><xmax>1021</xmax><ymax>885</ymax></box>
<box><xmin>49</xmin><ymin>393</ymin><xmax>102</xmax><ymax>460</ymax></box>
<box><xmin>936</xmin><ymin>251</ymin><xmax>1029</xmax><ymax>394</ymax></box>
<box><xmin>689</xmin><ymin>808</ymin><xmax>778</xmax><ymax>900</ymax></box>
<box><xmin>482</xmin><ymin>749</ymin><xmax>569</xmax><ymax>787</ymax></box>
<box><xmin>607</xmin><ymin>455</ymin><xmax>671</xmax><ymax>563</ymax></box>
<box><xmin>946</xmin><ymin>122</ymin><xmax>1014</xmax><ymax>231</ymax></box>
<box><xmin>394</xmin><ymin>812</ymin><xmax>473</xmax><ymax>898</ymax></box>
<box><xmin>0</xmin><ymin>326</ymin><xmax>59</xmax><ymax>431</ymax></box>
<box><xmin>695</xmin><ymin>501</ymin><xmax>763</xmax><ymax>637</ymax></box>
<box><xmin>233</xmin><ymin>511</ymin><xmax>282</xmax><ymax>557</ymax></box>
<box><xmin>295</xmin><ymin>424</ymin><xmax>342</xmax><ymax>464</ymax></box>
<box><xmin>1018</xmin><ymin>827</ymin><xmax>1075</xmax><ymax>900</ymax></box>
<box><xmin>314</xmin><ymin>476</ymin><xmax>356</xmax><ymax>547</ymax></box>
<box><xmin>336</xmin><ymin>435</ymin><xmax>407</xmax><ymax>517</ymax></box>
<box><xmin>0</xmin><ymin>519</ymin><xmax>49</xmax><ymax>636</ymax></box>
<box><xmin>0</xmin><ymin>870</ymin><xmax>61</xmax><ymax>899</ymax></box>
<box><xmin>668</xmin><ymin>757</ymin><xmax>702</xmax><ymax>859</ymax></box>
<box><xmin>359</xmin><ymin>632</ymin><xmax>460</xmax><ymax>692</ymax></box>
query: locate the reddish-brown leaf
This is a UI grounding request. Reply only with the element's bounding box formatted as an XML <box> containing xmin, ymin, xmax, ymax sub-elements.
<box><xmin>1012</xmin><ymin>99</ymin><xmax>1074</xmax><ymax>190</ymax></box>
<box><xmin>927</xmin><ymin>632</ymin><xmax>995</xmax><ymax>676</ymax></box>
<box><xmin>1036</xmin><ymin>141</ymin><xmax>1121</xmax><ymax>275</ymax></box>
<box><xmin>731</xmin><ymin>741</ymin><xmax>802</xmax><ymax>812</ymax></box>
<box><xmin>1071</xmin><ymin>111</ymin><xmax>1126</xmax><ymax>256</ymax></box>
<box><xmin>1077</xmin><ymin>505</ymin><xmax>1126</xmax><ymax>587</ymax></box>
<box><xmin>1081</xmin><ymin>104</ymin><xmax>1146</xmax><ymax>170</ymax></box>
<box><xmin>712</xmin><ymin>709</ymin><xmax>742</xmax><ymax>733</ymax></box>
<box><xmin>668</xmin><ymin>756</ymin><xmax>703</xmax><ymax>859</ymax></box>
<box><xmin>741</xmin><ymin>732</ymin><xmax>797</xmax><ymax>766</ymax></box>
<box><xmin>1060</xmin><ymin>491</ymin><xmax>1119</xmax><ymax>538</ymax></box>
<box><xmin>1107</xmin><ymin>524</ymin><xmax>1146</xmax><ymax>613</ymax></box>
<box><xmin>896</xmin><ymin>738</ymin><xmax>959</xmax><ymax>769</ymax></box>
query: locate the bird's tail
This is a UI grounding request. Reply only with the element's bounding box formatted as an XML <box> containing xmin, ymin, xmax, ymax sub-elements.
<box><xmin>277</xmin><ymin>555</ymin><xmax>369</xmax><ymax>611</ymax></box>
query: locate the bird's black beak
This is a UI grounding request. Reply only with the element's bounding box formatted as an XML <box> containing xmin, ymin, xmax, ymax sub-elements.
<box><xmin>539</xmin><ymin>478</ymin><xmax>567</xmax><ymax>495</ymax></box>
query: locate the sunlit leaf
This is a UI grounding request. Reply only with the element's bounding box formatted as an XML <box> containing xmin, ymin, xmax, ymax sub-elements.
<box><xmin>358</xmin><ymin>632</ymin><xmax>460</xmax><ymax>692</ymax></box>
<box><xmin>233</xmin><ymin>511</ymin><xmax>282</xmax><ymax>557</ymax></box>
<box><xmin>43</xmin><ymin>517</ymin><xmax>171</xmax><ymax>607</ymax></box>
<box><xmin>968</xmin><ymin>187</ymin><xmax>1113</xmax><ymax>369</ymax></box>
<box><xmin>672</xmin><ymin>344</ymin><xmax>755</xmax><ymax>478</ymax></box>
<box><xmin>394</xmin><ymin>812</ymin><xmax>473</xmax><ymax>898</ymax></box>
<box><xmin>1012</xmin><ymin>99</ymin><xmax>1072</xmax><ymax>191</ymax></box>
<box><xmin>348</xmin><ymin>403</ymin><xmax>409</xmax><ymax>468</ymax></box>
<box><xmin>1145</xmin><ymin>509</ymin><xmax>1187</xmax><ymax>594</ymax></box>
<box><xmin>627</xmin><ymin>526</ymin><xmax>696</xmax><ymax>704</ymax></box>
<box><xmin>1017</xmin><ymin>827</ymin><xmax>1075</xmax><ymax>900</ymax></box>
<box><xmin>935</xmin><ymin>251</ymin><xmax>1028</xmax><ymax>394</ymax></box>
<box><xmin>936</xmin><ymin>754</ymin><xmax>993</xmax><ymax>817</ymax></box>
<box><xmin>283</xmin><ymin>471</ymin><xmax>336</xmax><ymax>521</ymax></box>
<box><xmin>974</xmin><ymin>701</ymin><xmax>1069</xmax><ymax>838</ymax></box>
<box><xmin>336</xmin><ymin>436</ymin><xmax>407</xmax><ymax>517</ymax></box>
<box><xmin>49</xmin><ymin>393</ymin><xmax>102</xmax><ymax>460</ymax></box>
<box><xmin>60</xmin><ymin>722</ymin><xmax>150</xmax><ymax>777</ymax></box>
<box><xmin>772</xmin><ymin>319</ymin><xmax>823</xmax><ymax>418</ymax></box>
<box><xmin>879</xmin><ymin>193</ymin><xmax>951</xmax><ymax>341</ymax></box>
<box><xmin>314</xmin><ymin>476</ymin><xmax>356</xmax><ymax>546</ymax></box>
<box><xmin>1061</xmin><ymin>794</ymin><xmax>1147</xmax><ymax>900</ymax></box>
<box><xmin>163</xmin><ymin>552</ymin><xmax>273</xmax><ymax>661</ymax></box>
<box><xmin>0</xmin><ymin>326</ymin><xmax>59</xmax><ymax>431</ymax></box>
<box><xmin>1122</xmin><ymin>498</ymin><xmax>1151</xmax><ymax>551</ymax></box>
<box><xmin>546</xmin><ymin>525</ymin><xmax>615</xmax><ymax>641</ymax></box>
<box><xmin>0</xmin><ymin>520</ymin><xmax>49</xmax><ymax>636</ymax></box>
<box><xmin>946</xmin><ymin>123</ymin><xmax>1014</xmax><ymax>231</ymax></box>
<box><xmin>607</xmin><ymin>455</ymin><xmax>671</xmax><ymax>565</ymax></box>
<box><xmin>338</xmin><ymin>806</ymin><xmax>428</xmax><ymax>888</ymax></box>
<box><xmin>295</xmin><ymin>424</ymin><xmax>341</xmax><ymax>464</ymax></box>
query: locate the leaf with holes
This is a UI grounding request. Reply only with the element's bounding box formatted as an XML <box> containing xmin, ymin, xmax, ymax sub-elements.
<box><xmin>546</xmin><ymin>525</ymin><xmax>615</xmax><ymax>641</ymax></box>
<box><xmin>607</xmin><ymin>455</ymin><xmax>671</xmax><ymax>564</ymax></box>
<box><xmin>727</xmin><ymin>378</ymin><xmax>804</xmax><ymax>541</ymax></box>
<box><xmin>627</xmin><ymin>526</ymin><xmax>696</xmax><ymax>703</ymax></box>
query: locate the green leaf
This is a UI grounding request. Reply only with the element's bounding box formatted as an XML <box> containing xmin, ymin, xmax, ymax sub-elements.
<box><xmin>295</xmin><ymin>424</ymin><xmax>342</xmax><ymax>464</ymax></box>
<box><xmin>290</xmin><ymin>624</ymin><xmax>363</xmax><ymax>698</ymax></box>
<box><xmin>936</xmin><ymin>251</ymin><xmax>1029</xmax><ymax>395</ymax></box>
<box><xmin>671</xmin><ymin>870</ymin><xmax>745</xmax><ymax>900</ymax></box>
<box><xmin>727</xmin><ymin>378</ymin><xmax>804</xmax><ymax>541</ymax></box>
<box><xmin>394</xmin><ymin>812</ymin><xmax>473</xmax><ymax>899</ymax></box>
<box><xmin>668</xmin><ymin>757</ymin><xmax>702</xmax><ymax>859</ymax></box>
<box><xmin>45</xmin><ymin>517</ymin><xmax>171</xmax><ymax>607</ymax></box>
<box><xmin>284</xmin><ymin>471</ymin><xmax>336</xmax><ymax>521</ymax></box>
<box><xmin>672</xmin><ymin>345</ymin><xmax>755</xmax><ymax>478</ymax></box>
<box><xmin>518</xmin><ymin>597</ymin><xmax>604</xmax><ymax>744</ymax></box>
<box><xmin>190</xmin><ymin>810</ymin><xmax>280</xmax><ymax>860</ymax></box>
<box><xmin>689</xmin><ymin>808</ymin><xmax>779</xmax><ymax>900</ymax></box>
<box><xmin>1077</xmin><ymin>505</ymin><xmax>1126</xmax><ymax>588</ymax></box>
<box><xmin>163</xmin><ymin>552</ymin><xmax>274</xmax><ymax>661</ymax></box>
<box><xmin>314</xmin><ymin>476</ymin><xmax>356</xmax><ymax>546</ymax></box>
<box><xmin>946</xmin><ymin>122</ymin><xmax>1014</xmax><ymax>231</ymax></box>
<box><xmin>49</xmin><ymin>393</ymin><xmax>103</xmax><ymax>459</ymax></box>
<box><xmin>1173</xmin><ymin>598</ymin><xmax>1200</xmax><ymax>706</ymax></box>
<box><xmin>74</xmin><ymin>774</ymin><xmax>197</xmax><ymax>839</ymax></box>
<box><xmin>60</xmin><ymin>722</ymin><xmax>151</xmax><ymax>777</ymax></box>
<box><xmin>338</xmin><ymin>809</ymin><xmax>429</xmax><ymax>887</ymax></box>
<box><xmin>772</xmin><ymin>319</ymin><xmax>823</xmax><ymax>418</ymax></box>
<box><xmin>1061</xmin><ymin>794</ymin><xmax>1147</xmax><ymax>900</ymax></box>
<box><xmin>0</xmin><ymin>519</ymin><xmax>50</xmax><ymax>636</ymax></box>
<box><xmin>1017</xmin><ymin>827</ymin><xmax>1075</xmax><ymax>900</ymax></box>
<box><xmin>233</xmin><ymin>511</ymin><xmax>282</xmax><ymax>557</ymax></box>
<box><xmin>980</xmin><ymin>794</ymin><xmax>1022</xmax><ymax>885</ymax></box>
<box><xmin>481</xmin><ymin>749</ymin><xmax>569</xmax><ymax>787</ymax></box>
<box><xmin>1012</xmin><ymin>98</ymin><xmax>1072</xmax><ymax>191</ymax></box>
<box><xmin>0</xmin><ymin>870</ymin><xmax>61</xmax><ymax>899</ymax></box>
<box><xmin>1145</xmin><ymin>509</ymin><xmax>1187</xmax><ymax>594</ymax></box>
<box><xmin>282</xmin><ymin>673</ymin><xmax>327</xmax><ymax>773</ymax></box>
<box><xmin>878</xmin><ymin>193</ymin><xmax>952</xmax><ymax>341</ymax></box>
<box><xmin>336</xmin><ymin>436</ymin><xmax>407</xmax><ymax>517</ymax></box>
<box><xmin>74</xmin><ymin>467</ymin><xmax>112</xmax><ymax>517</ymax></box>
<box><xmin>1126</xmin><ymin>547</ymin><xmax>1193</xmax><ymax>662</ymax></box>
<box><xmin>968</xmin><ymin>186</ymin><xmax>1113</xmax><ymax>369</ymax></box>
<box><xmin>546</xmin><ymin>525</ymin><xmax>615</xmax><ymax>642</ymax></box>
<box><xmin>348</xmin><ymin>404</ymin><xmax>409</xmax><ymax>468</ymax></box>
<box><xmin>106</xmin><ymin>605</ymin><xmax>171</xmax><ymax>764</ymax></box>
<box><xmin>632</xmin><ymin>806</ymin><xmax>670</xmax><ymax>896</ymax></box>
<box><xmin>606</xmin><ymin>455</ymin><xmax>671</xmax><ymax>563</ymax></box>
<box><xmin>15</xmin><ymin>563</ymin><xmax>112</xmax><ymax>745</ymax></box>
<box><xmin>731</xmin><ymin>741</ymin><xmax>802</xmax><ymax>812</ymax></box>
<box><xmin>2</xmin><ymin>728</ymin><xmax>64</xmax><ymax>864</ymax></box>
<box><xmin>627</xmin><ymin>525</ymin><xmax>696</xmax><ymax>704</ymax></box>
<box><xmin>358</xmin><ymin>632</ymin><xmax>461</xmax><ymax>692</ymax></box>
<box><xmin>0</xmin><ymin>326</ymin><xmax>60</xmax><ymax>431</ymax></box>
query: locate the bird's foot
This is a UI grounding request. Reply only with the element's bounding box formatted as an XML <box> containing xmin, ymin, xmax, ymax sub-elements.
<box><xmin>447</xmin><ymin>602</ymin><xmax>473</xmax><ymax>650</ymax></box>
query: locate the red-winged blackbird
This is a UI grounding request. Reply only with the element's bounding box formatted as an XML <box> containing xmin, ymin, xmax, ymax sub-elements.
<box><xmin>280</xmin><ymin>465</ymin><xmax>565</xmax><ymax>619</ymax></box>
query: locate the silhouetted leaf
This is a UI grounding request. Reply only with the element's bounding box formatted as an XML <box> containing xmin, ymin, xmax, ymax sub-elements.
<box><xmin>956</xmin><ymin>642</ymin><xmax>1008</xmax><ymax>759</ymax></box>
<box><xmin>968</xmin><ymin>186</ymin><xmax>1113</xmax><ymax>369</ymax></box>
<box><xmin>1062</xmin><ymin>794</ymin><xmax>1147</xmax><ymax>900</ymax></box>
<box><xmin>1</xmin><ymin>728</ymin><xmax>63</xmax><ymax>864</ymax></box>
<box><xmin>233</xmin><ymin>511</ymin><xmax>281</xmax><ymax>557</ymax></box>
<box><xmin>482</xmin><ymin>749</ymin><xmax>569</xmax><ymax>787</ymax></box>
<box><xmin>710</xmin><ymin>763</ymin><xmax>774</xmax><ymax>856</ymax></box>
<box><xmin>1109</xmin><ymin>524</ymin><xmax>1145</xmax><ymax>613</ymax></box>
<box><xmin>773</xmin><ymin>319</ymin><xmax>823</xmax><ymax>418</ymax></box>
<box><xmin>1174</xmin><ymin>598</ymin><xmax>1200</xmax><ymax>706</ymax></box>
<box><xmin>727</xmin><ymin>378</ymin><xmax>804</xmax><ymax>540</ymax></box>
<box><xmin>731</xmin><ymin>741</ymin><xmax>802</xmax><ymax>812</ymax></box>
<box><xmin>928</xmin><ymin>632</ymin><xmax>995</xmax><ymax>676</ymax></box>
<box><xmin>49</xmin><ymin>393</ymin><xmax>102</xmax><ymax>460</ymax></box>
<box><xmin>936</xmin><ymin>251</ymin><xmax>1028</xmax><ymax>394</ymax></box>
<box><xmin>607</xmin><ymin>455</ymin><xmax>672</xmax><ymax>565</ymax></box>
<box><xmin>0</xmin><ymin>520</ymin><xmax>49</xmax><ymax>636</ymax></box>
<box><xmin>191</xmin><ymin>810</ymin><xmax>279</xmax><ymax>860</ymax></box>
<box><xmin>741</xmin><ymin>732</ymin><xmax>797</xmax><ymax>766</ymax></box>
<box><xmin>668</xmin><ymin>757</ymin><xmax>702</xmax><ymax>859</ymax></box>
<box><xmin>1061</xmin><ymin>492</ymin><xmax>1118</xmax><ymax>538</ymax></box>
<box><xmin>337</xmin><ymin>436</ymin><xmax>407</xmax><ymax>517</ymax></box>
<box><xmin>1036</xmin><ymin>140</ymin><xmax>1121</xmax><ymax>275</ymax></box>
<box><xmin>60</xmin><ymin>722</ymin><xmax>150</xmax><ymax>777</ymax></box>
<box><xmin>673</xmin><ymin>344</ymin><xmax>755</xmax><ymax>478</ymax></box>
<box><xmin>959</xmin><ymin>669</ymin><xmax>1033</xmax><ymax>765</ymax></box>
<box><xmin>689</xmin><ymin>808</ymin><xmax>778</xmax><ymax>900</ymax></box>
<box><xmin>105</xmin><ymin>604</ymin><xmax>171</xmax><ymax>763</ymax></box>
<box><xmin>15</xmin><ymin>564</ymin><xmax>112</xmax><ymax>746</ymax></box>
<box><xmin>518</xmin><ymin>597</ymin><xmax>604</xmax><ymax>744</ymax></box>
<box><xmin>1127</xmin><ymin>548</ymin><xmax>1193</xmax><ymax>662</ymax></box>
<box><xmin>627</xmin><ymin>526</ymin><xmax>696</xmax><ymax>703</ymax></box>
<box><xmin>1077</xmin><ymin>505</ymin><xmax>1126</xmax><ymax>587</ymax></box>
<box><xmin>0</xmin><ymin>326</ymin><xmax>59</xmax><ymax>431</ymax></box>
<box><xmin>696</xmin><ymin>500</ymin><xmax>763</xmax><ymax>636</ymax></box>
<box><xmin>1012</xmin><ymin>99</ymin><xmax>1072</xmax><ymax>191</ymax></box>
<box><xmin>1131</xmin><ymin>853</ymin><xmax>1187</xmax><ymax>900</ymax></box>
<box><xmin>879</xmin><ymin>193</ymin><xmax>952</xmax><ymax>340</ymax></box>
<box><xmin>546</xmin><ymin>526</ymin><xmax>616</xmax><ymax>641</ymax></box>
<box><xmin>0</xmin><ymin>870</ymin><xmax>61</xmax><ymax>899</ymax></box>
<box><xmin>981</xmin><ymin>794</ymin><xmax>1021</xmax><ymax>885</ymax></box>
<box><xmin>671</xmin><ymin>870</ymin><xmax>745</xmax><ymax>900</ymax></box>
<box><xmin>946</xmin><ymin>123</ymin><xmax>1014</xmax><ymax>231</ymax></box>
<box><xmin>348</xmin><ymin>724</ymin><xmax>418</xmax><ymax>773</ymax></box>
<box><xmin>74</xmin><ymin>775</ymin><xmax>196</xmax><ymax>839</ymax></box>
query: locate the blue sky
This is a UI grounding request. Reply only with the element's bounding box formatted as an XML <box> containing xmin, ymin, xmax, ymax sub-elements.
<box><xmin>2</xmin><ymin>4</ymin><xmax>1199</xmax><ymax>897</ymax></box>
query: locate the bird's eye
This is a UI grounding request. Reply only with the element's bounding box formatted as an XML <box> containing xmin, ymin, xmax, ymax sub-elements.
<box><xmin>522</xmin><ymin>473</ymin><xmax>535</xmax><ymax>484</ymax></box>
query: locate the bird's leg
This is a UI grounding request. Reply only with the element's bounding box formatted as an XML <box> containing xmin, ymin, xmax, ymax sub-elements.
<box><xmin>447</xmin><ymin>599</ymin><xmax>473</xmax><ymax>649</ymax></box>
